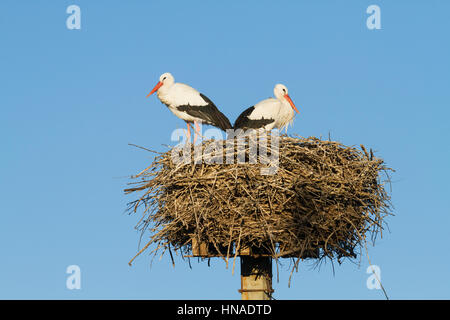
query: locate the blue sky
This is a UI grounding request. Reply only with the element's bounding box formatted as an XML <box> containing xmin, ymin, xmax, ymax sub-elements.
<box><xmin>1</xmin><ymin>1</ymin><xmax>449</xmax><ymax>299</ymax></box>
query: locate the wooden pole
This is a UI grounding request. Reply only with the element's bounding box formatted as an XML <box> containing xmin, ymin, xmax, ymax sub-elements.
<box><xmin>239</xmin><ymin>256</ymin><xmax>273</xmax><ymax>300</ymax></box>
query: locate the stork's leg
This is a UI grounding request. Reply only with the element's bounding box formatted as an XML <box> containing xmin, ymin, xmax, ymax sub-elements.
<box><xmin>194</xmin><ymin>121</ymin><xmax>201</xmax><ymax>135</ymax></box>
<box><xmin>193</xmin><ymin>121</ymin><xmax>201</xmax><ymax>144</ymax></box>
<box><xmin>186</xmin><ymin>122</ymin><xmax>191</xmax><ymax>144</ymax></box>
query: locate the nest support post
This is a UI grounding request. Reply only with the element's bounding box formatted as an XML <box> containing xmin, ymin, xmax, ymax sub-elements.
<box><xmin>239</xmin><ymin>255</ymin><xmax>273</xmax><ymax>300</ymax></box>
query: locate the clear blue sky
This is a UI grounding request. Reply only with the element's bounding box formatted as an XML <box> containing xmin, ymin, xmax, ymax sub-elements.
<box><xmin>1</xmin><ymin>0</ymin><xmax>449</xmax><ymax>299</ymax></box>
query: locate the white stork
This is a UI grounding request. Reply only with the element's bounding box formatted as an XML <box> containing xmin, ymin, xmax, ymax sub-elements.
<box><xmin>147</xmin><ymin>72</ymin><xmax>232</xmax><ymax>142</ymax></box>
<box><xmin>234</xmin><ymin>84</ymin><xmax>299</xmax><ymax>131</ymax></box>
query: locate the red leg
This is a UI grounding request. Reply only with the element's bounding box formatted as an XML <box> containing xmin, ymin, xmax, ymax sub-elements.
<box><xmin>186</xmin><ymin>122</ymin><xmax>191</xmax><ymax>143</ymax></box>
<box><xmin>193</xmin><ymin>121</ymin><xmax>199</xmax><ymax>144</ymax></box>
<box><xmin>194</xmin><ymin>121</ymin><xmax>201</xmax><ymax>134</ymax></box>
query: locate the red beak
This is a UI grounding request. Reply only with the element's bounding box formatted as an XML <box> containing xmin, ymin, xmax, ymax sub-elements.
<box><xmin>284</xmin><ymin>94</ymin><xmax>299</xmax><ymax>113</ymax></box>
<box><xmin>147</xmin><ymin>81</ymin><xmax>163</xmax><ymax>97</ymax></box>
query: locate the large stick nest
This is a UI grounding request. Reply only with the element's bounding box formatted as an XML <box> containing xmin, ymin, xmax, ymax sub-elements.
<box><xmin>125</xmin><ymin>135</ymin><xmax>393</xmax><ymax>269</ymax></box>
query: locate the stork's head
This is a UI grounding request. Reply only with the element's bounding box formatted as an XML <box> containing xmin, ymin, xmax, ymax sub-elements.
<box><xmin>147</xmin><ymin>72</ymin><xmax>174</xmax><ymax>97</ymax></box>
<box><xmin>274</xmin><ymin>84</ymin><xmax>299</xmax><ymax>113</ymax></box>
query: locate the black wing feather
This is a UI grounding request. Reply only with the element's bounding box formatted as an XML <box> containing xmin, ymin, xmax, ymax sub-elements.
<box><xmin>176</xmin><ymin>93</ymin><xmax>232</xmax><ymax>131</ymax></box>
<box><xmin>234</xmin><ymin>106</ymin><xmax>275</xmax><ymax>129</ymax></box>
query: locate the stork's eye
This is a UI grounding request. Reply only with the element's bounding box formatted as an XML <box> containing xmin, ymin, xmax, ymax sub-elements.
<box><xmin>162</xmin><ymin>77</ymin><xmax>167</xmax><ymax>81</ymax></box>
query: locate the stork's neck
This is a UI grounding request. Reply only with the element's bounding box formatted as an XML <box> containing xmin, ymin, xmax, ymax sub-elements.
<box><xmin>274</xmin><ymin>92</ymin><xmax>281</xmax><ymax>101</ymax></box>
<box><xmin>156</xmin><ymin>82</ymin><xmax>174</xmax><ymax>99</ymax></box>
<box><xmin>276</xmin><ymin>100</ymin><xmax>295</xmax><ymax>131</ymax></box>
<box><xmin>280</xmin><ymin>98</ymin><xmax>294</xmax><ymax>114</ymax></box>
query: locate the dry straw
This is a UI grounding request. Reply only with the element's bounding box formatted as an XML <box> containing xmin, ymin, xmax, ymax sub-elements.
<box><xmin>124</xmin><ymin>134</ymin><xmax>393</xmax><ymax>278</ymax></box>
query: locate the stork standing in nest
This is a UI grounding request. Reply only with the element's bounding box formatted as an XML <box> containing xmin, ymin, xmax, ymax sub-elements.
<box><xmin>234</xmin><ymin>84</ymin><xmax>299</xmax><ymax>131</ymax></box>
<box><xmin>147</xmin><ymin>72</ymin><xmax>232</xmax><ymax>143</ymax></box>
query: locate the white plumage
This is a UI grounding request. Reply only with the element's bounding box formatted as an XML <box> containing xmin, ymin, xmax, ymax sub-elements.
<box><xmin>147</xmin><ymin>72</ymin><xmax>232</xmax><ymax>142</ymax></box>
<box><xmin>234</xmin><ymin>84</ymin><xmax>299</xmax><ymax>131</ymax></box>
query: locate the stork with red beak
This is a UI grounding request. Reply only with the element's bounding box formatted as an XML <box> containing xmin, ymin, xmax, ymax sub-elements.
<box><xmin>234</xmin><ymin>84</ymin><xmax>299</xmax><ymax>131</ymax></box>
<box><xmin>147</xmin><ymin>72</ymin><xmax>232</xmax><ymax>142</ymax></box>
